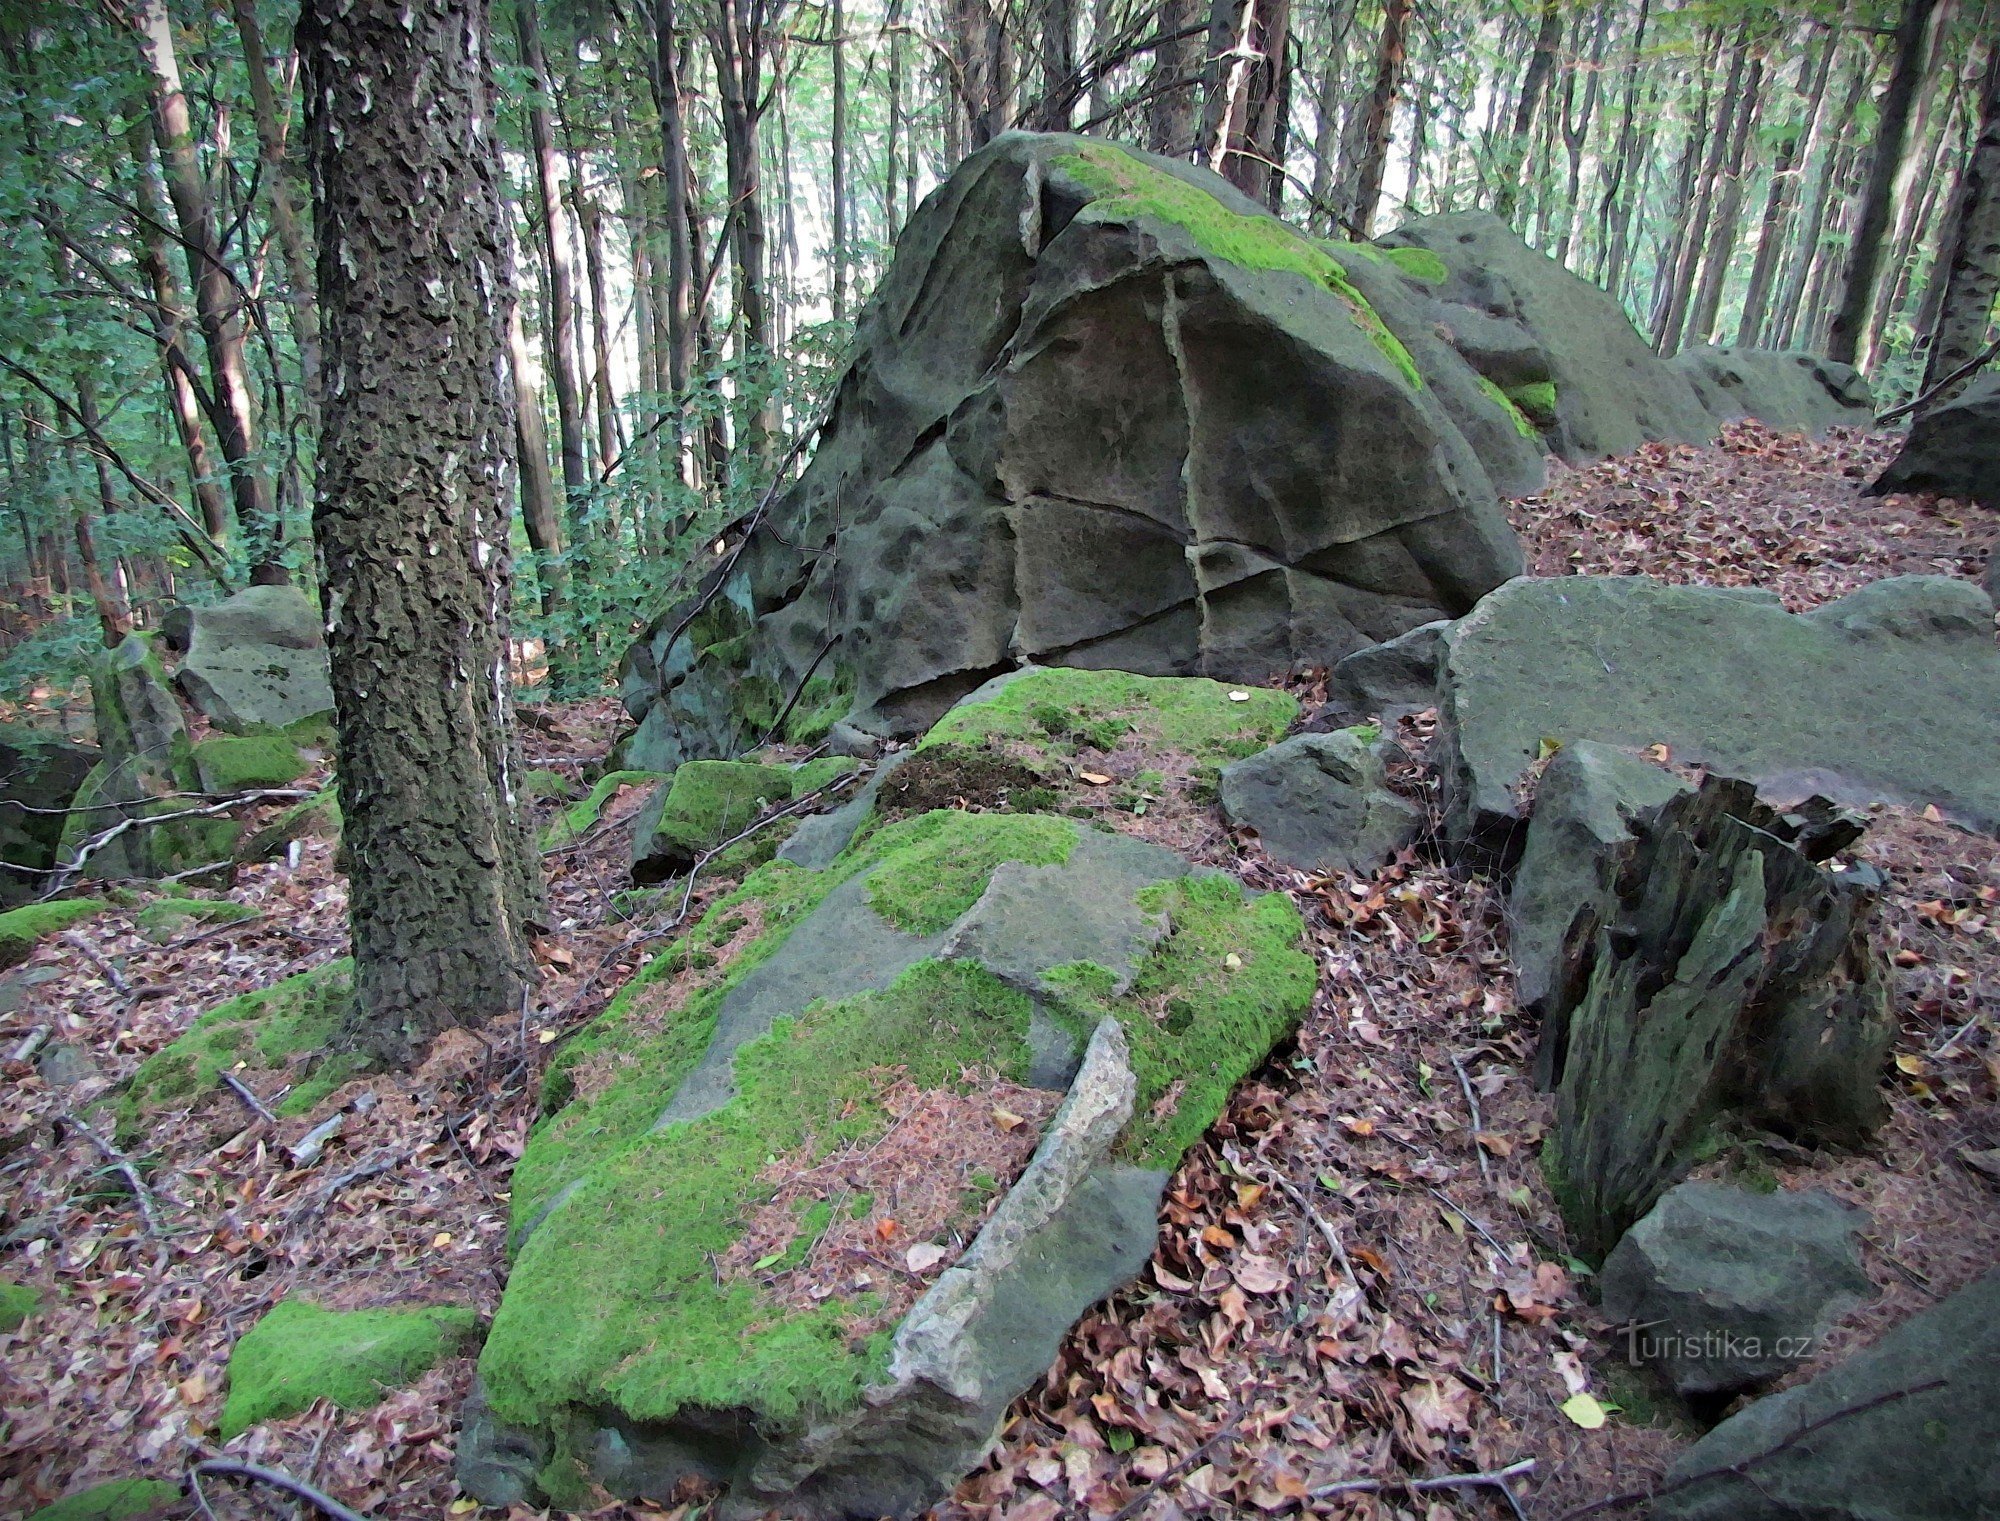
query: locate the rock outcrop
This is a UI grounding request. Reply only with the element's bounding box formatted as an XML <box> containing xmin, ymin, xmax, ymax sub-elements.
<box><xmin>164</xmin><ymin>584</ymin><xmax>334</xmax><ymax>735</ymax></box>
<box><xmin>0</xmin><ymin>725</ymin><xmax>97</xmax><ymax>905</ymax></box>
<box><xmin>1437</xmin><ymin>575</ymin><xmax>2000</xmax><ymax>860</ymax></box>
<box><xmin>617</xmin><ymin>133</ymin><xmax>1533</xmax><ymax>770</ymax></box>
<box><xmin>1654</xmin><ymin>1270</ymin><xmax>2000</xmax><ymax>1521</ymax></box>
<box><xmin>1219</xmin><ymin>728</ymin><xmax>1421</xmax><ymax>875</ymax></box>
<box><xmin>1601</xmin><ymin>1181</ymin><xmax>1873</xmax><ymax>1398</ymax></box>
<box><xmin>1870</xmin><ymin>371</ymin><xmax>2000</xmax><ymax>509</ymax></box>
<box><xmin>1669</xmin><ymin>345</ymin><xmax>1875</xmax><ymax>436</ymax></box>
<box><xmin>463</xmin><ymin>675</ymin><xmax>1315</xmax><ymax>1517</ymax></box>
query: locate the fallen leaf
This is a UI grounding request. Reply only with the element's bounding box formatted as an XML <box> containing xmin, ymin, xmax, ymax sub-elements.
<box><xmin>1895</xmin><ymin>1052</ymin><xmax>1925</xmax><ymax>1076</ymax></box>
<box><xmin>432</xmin><ymin>1231</ymin><xmax>452</xmax><ymax>1248</ymax></box>
<box><xmin>905</xmin><ymin>1241</ymin><xmax>948</xmax><ymax>1273</ymax></box>
<box><xmin>1561</xmin><ymin>1392</ymin><xmax>1608</xmax><ymax>1429</ymax></box>
<box><xmin>1339</xmin><ymin>1116</ymin><xmax>1375</xmax><ymax>1137</ymax></box>
<box><xmin>448</xmin><ymin>1501</ymin><xmax>479</xmax><ymax>1515</ymax></box>
<box><xmin>537</xmin><ymin>1028</ymin><xmax>557</xmax><ymax>1045</ymax></box>
<box><xmin>1234</xmin><ymin>1254</ymin><xmax>1289</xmax><ymax>1294</ymax></box>
<box><xmin>178</xmin><ymin>1371</ymin><xmax>206</xmax><ymax>1405</ymax></box>
<box><xmin>874</xmin><ymin>1217</ymin><xmax>899</xmax><ymax>1242</ymax></box>
<box><xmin>993</xmin><ymin>1107</ymin><xmax>1026</xmax><ymax>1131</ymax></box>
<box><xmin>1551</xmin><ymin>1349</ymin><xmax>1591</xmax><ymax>1396</ymax></box>
<box><xmin>1078</xmin><ymin>771</ymin><xmax>1112</xmax><ymax>786</ymax></box>
<box><xmin>1228</xmin><ymin>690</ymin><xmax>1251</xmax><ymax>702</ymax></box>
<box><xmin>1223</xmin><ymin>952</ymin><xmax>1243</xmax><ymax>970</ymax></box>
<box><xmin>1475</xmin><ymin>1132</ymin><xmax>1513</xmax><ymax>1157</ymax></box>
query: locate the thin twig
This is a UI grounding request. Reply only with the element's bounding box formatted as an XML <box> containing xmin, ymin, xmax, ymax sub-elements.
<box><xmin>220</xmin><ymin>1070</ymin><xmax>278</xmax><ymax>1125</ymax></box>
<box><xmin>295</xmin><ymin>1152</ymin><xmax>399</xmax><ymax>1222</ymax></box>
<box><xmin>1876</xmin><ymin>337</ymin><xmax>2000</xmax><ymax>424</ymax></box>
<box><xmin>1426</xmin><ymin>1185</ymin><xmax>1511</xmax><ymax>1258</ymax></box>
<box><xmin>1105</xmin><ymin>1400</ymin><xmax>1254</xmax><ymax>1521</ymax></box>
<box><xmin>1259</xmin><ymin>1164</ymin><xmax>1363</xmax><ymax>1296</ymax></box>
<box><xmin>45</xmin><ymin>789</ymin><xmax>313</xmax><ymax>895</ymax></box>
<box><xmin>189</xmin><ymin>1459</ymin><xmax>372</xmax><ymax>1521</ymax></box>
<box><xmin>135</xmin><ymin>912</ymin><xmax>270</xmax><ymax>960</ymax></box>
<box><xmin>62</xmin><ymin>1111</ymin><xmax>166</xmax><ymax>1237</ymax></box>
<box><xmin>10</xmin><ymin>1025</ymin><xmax>50</xmax><ymax>1064</ymax></box>
<box><xmin>1311</xmin><ymin>1456</ymin><xmax>1536</xmax><ymax>1500</ymax></box>
<box><xmin>1450</xmin><ymin>1050</ymin><xmax>1491</xmax><ymax>1184</ymax></box>
<box><xmin>60</xmin><ymin>931</ymin><xmax>132</xmax><ymax>997</ymax></box>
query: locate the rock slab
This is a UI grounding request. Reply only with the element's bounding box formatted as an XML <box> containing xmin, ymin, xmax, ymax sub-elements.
<box><xmin>165</xmin><ymin>584</ymin><xmax>334</xmax><ymax>734</ymax></box>
<box><xmin>1601</xmin><ymin>1181</ymin><xmax>1873</xmax><ymax>1398</ymax></box>
<box><xmin>1870</xmin><ymin>372</ymin><xmax>2000</xmax><ymax>510</ymax></box>
<box><xmin>1219</xmin><ymin>729</ymin><xmax>1421</xmax><ymax>875</ymax></box>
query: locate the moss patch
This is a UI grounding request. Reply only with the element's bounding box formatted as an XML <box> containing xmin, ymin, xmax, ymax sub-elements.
<box><xmin>630</xmin><ymin>761</ymin><xmax>797</xmax><ymax>880</ymax></box>
<box><xmin>790</xmin><ymin>755</ymin><xmax>860</xmax><ymax>798</ymax></box>
<box><xmin>1042</xmin><ymin>872</ymin><xmax>1314</xmax><ymax>1166</ymax></box>
<box><xmin>238</xmin><ymin>784</ymin><xmax>340</xmax><ymax>863</ymax></box>
<box><xmin>219</xmin><ymin>1297</ymin><xmax>479</xmax><ymax>1438</ymax></box>
<box><xmin>134</xmin><ymin>896</ymin><xmax>258</xmax><ymax>942</ymax></box>
<box><xmin>1</xmin><ymin>1278</ymin><xmax>41</xmax><ymax>1331</ymax></box>
<box><xmin>920</xmin><ymin>668</ymin><xmax>1297</xmax><ymax>772</ymax></box>
<box><xmin>1381</xmin><ymin>244</ymin><xmax>1449</xmax><ymax>284</ymax></box>
<box><xmin>0</xmin><ymin>897</ymin><xmax>108</xmax><ymax>969</ymax></box>
<box><xmin>524</xmin><ymin>768</ymin><xmax>576</xmax><ymax>801</ymax></box>
<box><xmin>482</xmin><ymin>958</ymin><xmax>1038</xmax><ymax>1437</ymax></box>
<box><xmin>25</xmin><ymin>1480</ymin><xmax>183</xmax><ymax>1521</ymax></box>
<box><xmin>1055</xmin><ymin>143</ymin><xmax>1423</xmax><ymax>388</ymax></box>
<box><xmin>863</xmin><ymin>811</ymin><xmax>1076</xmax><ymax>933</ymax></box>
<box><xmin>1506</xmin><ymin>380</ymin><xmax>1559</xmax><ymax>423</ymax></box>
<box><xmin>119</xmin><ymin>959</ymin><xmax>359</xmax><ymax>1136</ymax></box>
<box><xmin>1477</xmin><ymin>375</ymin><xmax>1543</xmax><ymax>439</ymax></box>
<box><xmin>191</xmin><ymin>734</ymin><xmax>307</xmax><ymax>795</ymax></box>
<box><xmin>541</xmin><ymin>769</ymin><xmax>670</xmax><ymax>850</ymax></box>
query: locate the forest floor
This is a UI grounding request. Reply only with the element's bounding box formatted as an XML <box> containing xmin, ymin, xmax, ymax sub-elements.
<box><xmin>2</xmin><ymin>422</ymin><xmax>1997</xmax><ymax>1521</ymax></box>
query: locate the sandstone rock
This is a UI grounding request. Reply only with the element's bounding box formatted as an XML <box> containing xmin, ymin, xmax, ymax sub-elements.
<box><xmin>1539</xmin><ymin>776</ymin><xmax>1892</xmax><ymax>1259</ymax></box>
<box><xmin>1668</xmin><ymin>346</ymin><xmax>1875</xmax><ymax>436</ymax></box>
<box><xmin>1437</xmin><ymin>575</ymin><xmax>2000</xmax><ymax>860</ymax></box>
<box><xmin>467</xmin><ymin>697</ymin><xmax>1316</xmax><ymax>1514</ymax></box>
<box><xmin>167</xmin><ymin>584</ymin><xmax>334</xmax><ymax>734</ymax></box>
<box><xmin>1220</xmin><ymin>729</ymin><xmax>1422</xmax><ymax>875</ymax></box>
<box><xmin>617</xmin><ymin>133</ymin><xmax>1526</xmax><ymax>767</ymax></box>
<box><xmin>0</xmin><ymin>725</ymin><xmax>97</xmax><ymax>906</ymax></box>
<box><xmin>1380</xmin><ymin>210</ymin><xmax>1719</xmax><ymax>460</ymax></box>
<box><xmin>1654</xmin><ymin>1270</ymin><xmax>2000</xmax><ymax>1521</ymax></box>
<box><xmin>628</xmin><ymin>761</ymin><xmax>797</xmax><ymax>883</ymax></box>
<box><xmin>1601</xmin><ymin>1181</ymin><xmax>1874</xmax><ymax>1398</ymax></box>
<box><xmin>1323</xmin><ymin>619</ymin><xmax>1449</xmax><ymax>723</ymax></box>
<box><xmin>1870</xmin><ymin>372</ymin><xmax>2000</xmax><ymax>509</ymax></box>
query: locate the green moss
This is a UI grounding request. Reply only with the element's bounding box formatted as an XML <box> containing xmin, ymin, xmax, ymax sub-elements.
<box><xmin>25</xmin><ymin>1480</ymin><xmax>183</xmax><ymax>1521</ymax></box>
<box><xmin>790</xmin><ymin>755</ymin><xmax>860</xmax><ymax>798</ymax></box>
<box><xmin>482</xmin><ymin>958</ymin><xmax>1037</xmax><ymax>1435</ymax></box>
<box><xmin>783</xmin><ymin>667</ymin><xmax>856</xmax><ymax>747</ymax></box>
<box><xmin>218</xmin><ymin>1298</ymin><xmax>479</xmax><ymax>1438</ymax></box>
<box><xmin>134</xmin><ymin>895</ymin><xmax>258</xmax><ymax>942</ymax></box>
<box><xmin>920</xmin><ymin>668</ymin><xmax>1297</xmax><ymax>773</ymax></box>
<box><xmin>541</xmin><ymin>769</ymin><xmax>671</xmax><ymax>850</ymax></box>
<box><xmin>864</xmin><ymin>812</ymin><xmax>1076</xmax><ymax>934</ymax></box>
<box><xmin>525</xmin><ymin>768</ymin><xmax>576</xmax><ymax>801</ymax></box>
<box><xmin>0</xmin><ymin>897</ymin><xmax>108</xmax><ymax>968</ymax></box>
<box><xmin>238</xmin><ymin>784</ymin><xmax>340</xmax><ymax>863</ymax></box>
<box><xmin>1057</xmin><ymin>144</ymin><xmax>1424</xmax><ymax>389</ymax></box>
<box><xmin>631</xmin><ymin>761</ymin><xmax>797</xmax><ymax>874</ymax></box>
<box><xmin>1476</xmin><ymin>375</ymin><xmax>1542</xmax><ymax>439</ymax></box>
<box><xmin>1042</xmin><ymin>873</ymin><xmax>1314</xmax><ymax>1167</ymax></box>
<box><xmin>1506</xmin><ymin>380</ymin><xmax>1559</xmax><ymax>422</ymax></box>
<box><xmin>192</xmin><ymin>734</ymin><xmax>307</xmax><ymax>795</ymax></box>
<box><xmin>120</xmin><ymin>960</ymin><xmax>358</xmax><ymax>1136</ymax></box>
<box><xmin>0</xmin><ymin>1278</ymin><xmax>41</xmax><ymax>1331</ymax></box>
<box><xmin>1381</xmin><ymin>245</ymin><xmax>1449</xmax><ymax>284</ymax></box>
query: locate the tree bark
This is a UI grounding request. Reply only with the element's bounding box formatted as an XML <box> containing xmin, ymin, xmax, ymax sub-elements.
<box><xmin>300</xmin><ymin>0</ymin><xmax>545</xmax><ymax>1063</ymax></box>
<box><xmin>1920</xmin><ymin>39</ymin><xmax>2000</xmax><ymax>398</ymax></box>
<box><xmin>1145</xmin><ymin>0</ymin><xmax>1204</xmax><ymax>156</ymax></box>
<box><xmin>832</xmin><ymin>0</ymin><xmax>850</xmax><ymax>316</ymax></box>
<box><xmin>228</xmin><ymin>0</ymin><xmax>319</xmax><ymax>403</ymax></box>
<box><xmin>1827</xmin><ymin>0</ymin><xmax>1941</xmax><ymax>364</ymax></box>
<box><xmin>1493</xmin><ymin>0</ymin><xmax>1562</xmax><ymax>223</ymax></box>
<box><xmin>1656</xmin><ymin>28</ymin><xmax>1747</xmax><ymax>355</ymax></box>
<box><xmin>1773</xmin><ymin>50</ymin><xmax>1869</xmax><ymax>349</ymax></box>
<box><xmin>1688</xmin><ymin>53</ymin><xmax>1764</xmax><ymax>346</ymax></box>
<box><xmin>709</xmin><ymin>0</ymin><xmax>783</xmax><ymax>460</ymax></box>
<box><xmin>1594</xmin><ymin>0</ymin><xmax>1651</xmax><ymax>294</ymax></box>
<box><xmin>1737</xmin><ymin>28</ymin><xmax>1831</xmax><ymax>347</ymax></box>
<box><xmin>1344</xmin><ymin>0</ymin><xmax>1408</xmax><ymax>235</ymax></box>
<box><xmin>130</xmin><ymin>0</ymin><xmax>281</xmax><ymax>581</ymax></box>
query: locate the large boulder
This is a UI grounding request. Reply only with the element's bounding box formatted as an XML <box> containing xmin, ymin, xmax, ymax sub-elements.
<box><xmin>1870</xmin><ymin>371</ymin><xmax>2000</xmax><ymax>509</ymax></box>
<box><xmin>1668</xmin><ymin>345</ymin><xmax>1875</xmax><ymax>436</ymax></box>
<box><xmin>165</xmin><ymin>584</ymin><xmax>334</xmax><ymax>734</ymax></box>
<box><xmin>1654</xmin><ymin>1270</ymin><xmax>2000</xmax><ymax>1521</ymax></box>
<box><xmin>1379</xmin><ymin>210</ymin><xmax>1720</xmax><ymax>460</ymax></box>
<box><xmin>1437</xmin><ymin>575</ymin><xmax>2000</xmax><ymax>859</ymax></box>
<box><xmin>0</xmin><ymin>724</ymin><xmax>97</xmax><ymax>905</ymax></box>
<box><xmin>616</xmin><ymin>133</ymin><xmax>1530</xmax><ymax>770</ymax></box>
<box><xmin>1536</xmin><ymin>775</ymin><xmax>1892</xmax><ymax>1259</ymax></box>
<box><xmin>1601</xmin><ymin>1181</ymin><xmax>1874</xmax><ymax>1399</ymax></box>
<box><xmin>1219</xmin><ymin>728</ymin><xmax>1422</xmax><ymax>875</ymax></box>
<box><xmin>463</xmin><ymin>677</ymin><xmax>1316</xmax><ymax>1517</ymax></box>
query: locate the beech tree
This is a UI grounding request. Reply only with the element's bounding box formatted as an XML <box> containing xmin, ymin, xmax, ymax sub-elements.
<box><xmin>300</xmin><ymin>0</ymin><xmax>545</xmax><ymax>1061</ymax></box>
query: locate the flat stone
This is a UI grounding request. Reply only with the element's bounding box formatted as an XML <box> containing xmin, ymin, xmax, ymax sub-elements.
<box><xmin>1220</xmin><ymin>729</ymin><xmax>1422</xmax><ymax>875</ymax></box>
<box><xmin>168</xmin><ymin>585</ymin><xmax>334</xmax><ymax>734</ymax></box>
<box><xmin>1871</xmin><ymin>372</ymin><xmax>2000</xmax><ymax>510</ymax></box>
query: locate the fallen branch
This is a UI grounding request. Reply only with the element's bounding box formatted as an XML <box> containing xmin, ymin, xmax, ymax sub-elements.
<box><xmin>189</xmin><ymin>1459</ymin><xmax>372</xmax><ymax>1521</ymax></box>
<box><xmin>1450</xmin><ymin>1050</ymin><xmax>1491</xmax><ymax>1184</ymax></box>
<box><xmin>1311</xmin><ymin>1456</ymin><xmax>1536</xmax><ymax>1502</ymax></box>
<box><xmin>219</xmin><ymin>1070</ymin><xmax>278</xmax><ymax>1125</ymax></box>
<box><xmin>60</xmin><ymin>931</ymin><xmax>132</xmax><ymax>997</ymax></box>
<box><xmin>10</xmin><ymin>1025</ymin><xmax>50</xmax><ymax>1064</ymax></box>
<box><xmin>136</xmin><ymin>911</ymin><xmax>270</xmax><ymax>960</ymax></box>
<box><xmin>295</xmin><ymin>1152</ymin><xmax>399</xmax><ymax>1222</ymax></box>
<box><xmin>1556</xmin><ymin>1377</ymin><xmax>1948</xmax><ymax>1520</ymax></box>
<box><xmin>62</xmin><ymin>1111</ymin><xmax>167</xmax><ymax>1237</ymax></box>
<box><xmin>45</xmin><ymin>788</ymin><xmax>313</xmax><ymax>895</ymax></box>
<box><xmin>1105</xmin><ymin>1400</ymin><xmax>1254</xmax><ymax>1521</ymax></box>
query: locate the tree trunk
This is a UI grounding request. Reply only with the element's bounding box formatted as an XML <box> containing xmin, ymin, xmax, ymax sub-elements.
<box><xmin>1145</xmin><ymin>0</ymin><xmax>1204</xmax><ymax>156</ymax></box>
<box><xmin>1773</xmin><ymin>51</ymin><xmax>1869</xmax><ymax>349</ymax></box>
<box><xmin>1494</xmin><ymin>0</ymin><xmax>1562</xmax><ymax>223</ymax></box>
<box><xmin>130</xmin><ymin>0</ymin><xmax>280</xmax><ymax>580</ymax></box>
<box><xmin>1865</xmin><ymin>0</ymin><xmax>1960</xmax><ymax>368</ymax></box>
<box><xmin>1344</xmin><ymin>0</ymin><xmax>1409</xmax><ymax>236</ymax></box>
<box><xmin>1688</xmin><ymin>54</ymin><xmax>1764</xmax><ymax>346</ymax></box>
<box><xmin>1827</xmin><ymin>0</ymin><xmax>1941</xmax><ymax>364</ymax></box>
<box><xmin>832</xmin><ymin>0</ymin><xmax>850</xmax><ymax>317</ymax></box>
<box><xmin>1036</xmin><ymin>0</ymin><xmax>1075</xmax><ymax>129</ymax></box>
<box><xmin>300</xmin><ymin>0</ymin><xmax>544</xmax><ymax>1064</ymax></box>
<box><xmin>1202</xmin><ymin>0</ymin><xmax>1291</xmax><ymax>202</ymax></box>
<box><xmin>1920</xmin><ymin>39</ymin><xmax>2000</xmax><ymax>398</ymax></box>
<box><xmin>709</xmin><ymin>0</ymin><xmax>781</xmax><ymax>460</ymax></box>
<box><xmin>229</xmin><ymin>0</ymin><xmax>319</xmax><ymax>403</ymax></box>
<box><xmin>1737</xmin><ymin>28</ymin><xmax>1831</xmax><ymax>347</ymax></box>
<box><xmin>1656</xmin><ymin>29</ymin><xmax>1747</xmax><ymax>355</ymax></box>
<box><xmin>507</xmin><ymin>288</ymin><xmax>565</xmax><ymax>625</ymax></box>
<box><xmin>1595</xmin><ymin>0</ymin><xmax>1651</xmax><ymax>294</ymax></box>
<box><xmin>886</xmin><ymin>0</ymin><xmax>907</xmax><ymax>226</ymax></box>
<box><xmin>517</xmin><ymin>2</ymin><xmax>592</xmax><ymax>516</ymax></box>
<box><xmin>1306</xmin><ymin>1</ymin><xmax>1352</xmax><ymax>233</ymax></box>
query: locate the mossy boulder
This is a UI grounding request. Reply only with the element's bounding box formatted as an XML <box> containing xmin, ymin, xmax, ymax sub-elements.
<box><xmin>465</xmin><ymin>799</ymin><xmax>1313</xmax><ymax>1514</ymax></box>
<box><xmin>164</xmin><ymin>584</ymin><xmax>334</xmax><ymax>734</ymax></box>
<box><xmin>191</xmin><ymin>734</ymin><xmax>307</xmax><ymax>796</ymax></box>
<box><xmin>118</xmin><ymin>959</ymin><xmax>359</xmax><ymax>1136</ymax></box>
<box><xmin>1871</xmin><ymin>370</ymin><xmax>2000</xmax><ymax>509</ymax></box>
<box><xmin>1</xmin><ymin>1277</ymin><xmax>42</xmax><ymax>1331</ymax></box>
<box><xmin>220</xmin><ymin>1297</ymin><xmax>479</xmax><ymax>1438</ymax></box>
<box><xmin>629</xmin><ymin>761</ymin><xmax>797</xmax><ymax>883</ymax></box>
<box><xmin>617</xmin><ymin>132</ymin><xmax>1525</xmax><ymax>767</ymax></box>
<box><xmin>539</xmin><ymin>769</ymin><xmax>670</xmax><ymax>850</ymax></box>
<box><xmin>237</xmin><ymin>784</ymin><xmax>340</xmax><ymax>863</ymax></box>
<box><xmin>0</xmin><ymin>724</ymin><xmax>98</xmax><ymax>908</ymax></box>
<box><xmin>1668</xmin><ymin>345</ymin><xmax>1873</xmax><ymax>436</ymax></box>
<box><xmin>24</xmin><ymin>1479</ymin><xmax>182</xmax><ymax>1521</ymax></box>
<box><xmin>133</xmin><ymin>895</ymin><xmax>259</xmax><ymax>943</ymax></box>
<box><xmin>0</xmin><ymin>897</ymin><xmax>108</xmax><ymax>970</ymax></box>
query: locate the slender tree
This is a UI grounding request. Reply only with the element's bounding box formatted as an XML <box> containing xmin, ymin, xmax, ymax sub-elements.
<box><xmin>1919</xmin><ymin>38</ymin><xmax>2000</xmax><ymax>396</ymax></box>
<box><xmin>300</xmin><ymin>0</ymin><xmax>545</xmax><ymax>1062</ymax></box>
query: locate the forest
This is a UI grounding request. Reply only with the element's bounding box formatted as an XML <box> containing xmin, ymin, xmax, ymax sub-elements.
<box><xmin>2</xmin><ymin>0</ymin><xmax>1999</xmax><ymax>1518</ymax></box>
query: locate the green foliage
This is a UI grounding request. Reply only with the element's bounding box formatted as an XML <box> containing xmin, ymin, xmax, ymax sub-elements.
<box><xmin>0</xmin><ymin>1278</ymin><xmax>42</xmax><ymax>1332</ymax></box>
<box><xmin>219</xmin><ymin>1298</ymin><xmax>479</xmax><ymax>1439</ymax></box>
<box><xmin>1506</xmin><ymin>380</ymin><xmax>1560</xmax><ymax>422</ymax></box>
<box><xmin>119</xmin><ymin>959</ymin><xmax>359</xmax><ymax>1136</ymax></box>
<box><xmin>23</xmin><ymin>1480</ymin><xmax>184</xmax><ymax>1521</ymax></box>
<box><xmin>523</xmin><ymin>768</ymin><xmax>576</xmax><ymax>801</ymax></box>
<box><xmin>0</xmin><ymin>897</ymin><xmax>107</xmax><ymax>968</ymax></box>
<box><xmin>789</xmin><ymin>755</ymin><xmax>859</xmax><ymax>798</ymax></box>
<box><xmin>1477</xmin><ymin>375</ymin><xmax>1544</xmax><ymax>439</ymax></box>
<box><xmin>631</xmin><ymin>761</ymin><xmax>796</xmax><ymax>868</ymax></box>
